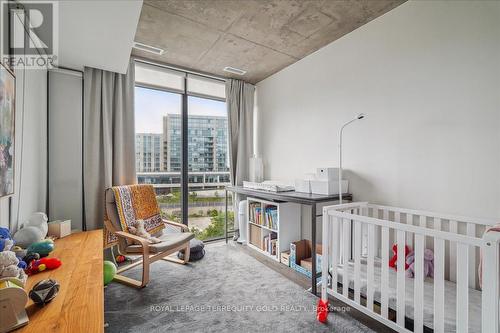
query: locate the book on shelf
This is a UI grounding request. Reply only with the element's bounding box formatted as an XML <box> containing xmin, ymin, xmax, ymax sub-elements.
<box><xmin>262</xmin><ymin>232</ymin><xmax>278</xmax><ymax>256</ymax></box>
<box><xmin>265</xmin><ymin>206</ymin><xmax>278</xmax><ymax>230</ymax></box>
<box><xmin>249</xmin><ymin>202</ymin><xmax>279</xmax><ymax>231</ymax></box>
<box><xmin>249</xmin><ymin>202</ymin><xmax>262</xmax><ymax>225</ymax></box>
<box><xmin>271</xmin><ymin>239</ymin><xmax>277</xmax><ymax>256</ymax></box>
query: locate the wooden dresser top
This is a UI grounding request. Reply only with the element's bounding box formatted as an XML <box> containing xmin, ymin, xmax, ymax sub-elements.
<box><xmin>16</xmin><ymin>230</ymin><xmax>103</xmax><ymax>333</ymax></box>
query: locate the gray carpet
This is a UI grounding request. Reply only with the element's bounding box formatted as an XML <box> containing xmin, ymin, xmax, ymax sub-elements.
<box><xmin>105</xmin><ymin>242</ymin><xmax>376</xmax><ymax>333</ymax></box>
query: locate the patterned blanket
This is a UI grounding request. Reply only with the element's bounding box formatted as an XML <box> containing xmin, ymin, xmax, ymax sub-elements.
<box><xmin>104</xmin><ymin>185</ymin><xmax>165</xmax><ymax>248</ymax></box>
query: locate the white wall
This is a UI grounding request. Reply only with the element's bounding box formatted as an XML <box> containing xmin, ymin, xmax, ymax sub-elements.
<box><xmin>256</xmin><ymin>1</ymin><xmax>500</xmax><ymax>220</ymax></box>
<box><xmin>0</xmin><ymin>12</ymin><xmax>48</xmax><ymax>230</ymax></box>
<box><xmin>0</xmin><ymin>66</ymin><xmax>47</xmax><ymax>230</ymax></box>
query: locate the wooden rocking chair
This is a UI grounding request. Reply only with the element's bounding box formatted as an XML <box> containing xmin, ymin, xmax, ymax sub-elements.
<box><xmin>105</xmin><ymin>186</ymin><xmax>194</xmax><ymax>288</ymax></box>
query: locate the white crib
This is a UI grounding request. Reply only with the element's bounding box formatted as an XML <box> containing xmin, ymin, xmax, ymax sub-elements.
<box><xmin>320</xmin><ymin>202</ymin><xmax>499</xmax><ymax>333</ymax></box>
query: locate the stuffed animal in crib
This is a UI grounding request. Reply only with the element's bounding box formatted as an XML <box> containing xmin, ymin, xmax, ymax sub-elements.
<box><xmin>389</xmin><ymin>244</ymin><xmax>411</xmax><ymax>270</ymax></box>
<box><xmin>0</xmin><ymin>251</ymin><xmax>28</xmax><ymax>285</ymax></box>
<box><xmin>128</xmin><ymin>220</ymin><xmax>161</xmax><ymax>244</ymax></box>
<box><xmin>405</xmin><ymin>249</ymin><xmax>434</xmax><ymax>278</ymax></box>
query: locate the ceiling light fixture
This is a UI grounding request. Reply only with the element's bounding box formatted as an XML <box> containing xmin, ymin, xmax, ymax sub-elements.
<box><xmin>133</xmin><ymin>42</ymin><xmax>164</xmax><ymax>55</ymax></box>
<box><xmin>223</xmin><ymin>66</ymin><xmax>247</xmax><ymax>75</ymax></box>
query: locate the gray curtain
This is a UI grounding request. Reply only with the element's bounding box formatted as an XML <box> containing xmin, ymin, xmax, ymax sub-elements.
<box><xmin>226</xmin><ymin>78</ymin><xmax>255</xmax><ymax>187</ymax></box>
<box><xmin>226</xmin><ymin>79</ymin><xmax>254</xmax><ymax>235</ymax></box>
<box><xmin>83</xmin><ymin>60</ymin><xmax>136</xmax><ymax>231</ymax></box>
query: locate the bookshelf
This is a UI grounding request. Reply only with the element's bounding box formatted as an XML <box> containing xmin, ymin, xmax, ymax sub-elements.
<box><xmin>246</xmin><ymin>197</ymin><xmax>301</xmax><ymax>261</ymax></box>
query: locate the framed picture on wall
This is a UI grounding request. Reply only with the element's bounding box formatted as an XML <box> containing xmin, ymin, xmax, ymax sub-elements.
<box><xmin>0</xmin><ymin>61</ymin><xmax>15</xmax><ymax>198</ymax></box>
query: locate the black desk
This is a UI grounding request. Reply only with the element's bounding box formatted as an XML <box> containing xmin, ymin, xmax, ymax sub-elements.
<box><xmin>224</xmin><ymin>185</ymin><xmax>352</xmax><ymax>295</ymax></box>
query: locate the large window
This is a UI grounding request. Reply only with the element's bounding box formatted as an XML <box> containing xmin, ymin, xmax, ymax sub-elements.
<box><xmin>134</xmin><ymin>61</ymin><xmax>233</xmax><ymax>240</ymax></box>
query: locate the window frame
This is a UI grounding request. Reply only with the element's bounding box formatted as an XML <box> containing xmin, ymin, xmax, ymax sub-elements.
<box><xmin>135</xmin><ymin>59</ymin><xmax>226</xmax><ymax>101</ymax></box>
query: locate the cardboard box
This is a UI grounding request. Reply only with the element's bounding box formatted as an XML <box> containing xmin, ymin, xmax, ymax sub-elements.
<box><xmin>48</xmin><ymin>220</ymin><xmax>72</xmax><ymax>238</ymax></box>
<box><xmin>249</xmin><ymin>223</ymin><xmax>262</xmax><ymax>249</ymax></box>
<box><xmin>300</xmin><ymin>257</ymin><xmax>313</xmax><ymax>271</ymax></box>
<box><xmin>289</xmin><ymin>239</ymin><xmax>322</xmax><ymax>278</ymax></box>
<box><xmin>280</xmin><ymin>251</ymin><xmax>290</xmax><ymax>266</ymax></box>
<box><xmin>290</xmin><ymin>240</ymin><xmax>322</xmax><ymax>263</ymax></box>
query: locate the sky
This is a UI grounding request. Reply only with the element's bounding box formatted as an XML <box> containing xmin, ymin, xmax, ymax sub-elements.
<box><xmin>135</xmin><ymin>87</ymin><xmax>227</xmax><ymax>134</ymax></box>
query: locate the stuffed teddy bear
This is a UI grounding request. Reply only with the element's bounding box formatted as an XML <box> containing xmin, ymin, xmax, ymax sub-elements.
<box><xmin>13</xmin><ymin>212</ymin><xmax>49</xmax><ymax>248</ymax></box>
<box><xmin>128</xmin><ymin>220</ymin><xmax>162</xmax><ymax>244</ymax></box>
<box><xmin>25</xmin><ymin>212</ymin><xmax>49</xmax><ymax>237</ymax></box>
<box><xmin>0</xmin><ymin>251</ymin><xmax>28</xmax><ymax>285</ymax></box>
<box><xmin>405</xmin><ymin>249</ymin><xmax>434</xmax><ymax>278</ymax></box>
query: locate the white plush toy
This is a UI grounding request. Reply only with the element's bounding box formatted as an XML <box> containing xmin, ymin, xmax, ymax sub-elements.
<box><xmin>128</xmin><ymin>220</ymin><xmax>162</xmax><ymax>244</ymax></box>
<box><xmin>13</xmin><ymin>212</ymin><xmax>49</xmax><ymax>248</ymax></box>
<box><xmin>0</xmin><ymin>251</ymin><xmax>27</xmax><ymax>286</ymax></box>
<box><xmin>24</xmin><ymin>212</ymin><xmax>49</xmax><ymax>237</ymax></box>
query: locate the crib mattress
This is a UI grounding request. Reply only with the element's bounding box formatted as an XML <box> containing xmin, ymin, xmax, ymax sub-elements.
<box><xmin>334</xmin><ymin>260</ymin><xmax>482</xmax><ymax>333</ymax></box>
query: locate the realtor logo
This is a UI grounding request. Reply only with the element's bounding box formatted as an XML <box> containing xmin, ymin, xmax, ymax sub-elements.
<box><xmin>1</xmin><ymin>0</ymin><xmax>58</xmax><ymax>69</ymax></box>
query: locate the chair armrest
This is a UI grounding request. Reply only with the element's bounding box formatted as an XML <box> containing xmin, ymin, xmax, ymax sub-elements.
<box><xmin>114</xmin><ymin>231</ymin><xmax>151</xmax><ymax>248</ymax></box>
<box><xmin>162</xmin><ymin>219</ymin><xmax>189</xmax><ymax>232</ymax></box>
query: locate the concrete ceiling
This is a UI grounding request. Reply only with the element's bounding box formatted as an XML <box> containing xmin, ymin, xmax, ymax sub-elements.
<box><xmin>133</xmin><ymin>0</ymin><xmax>404</xmax><ymax>84</ymax></box>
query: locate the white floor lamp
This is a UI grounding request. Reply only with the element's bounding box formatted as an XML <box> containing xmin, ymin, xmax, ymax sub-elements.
<box><xmin>339</xmin><ymin>113</ymin><xmax>366</xmax><ymax>204</ymax></box>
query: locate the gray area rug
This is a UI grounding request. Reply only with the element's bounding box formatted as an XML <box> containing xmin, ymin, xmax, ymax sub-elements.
<box><xmin>105</xmin><ymin>242</ymin><xmax>375</xmax><ymax>333</ymax></box>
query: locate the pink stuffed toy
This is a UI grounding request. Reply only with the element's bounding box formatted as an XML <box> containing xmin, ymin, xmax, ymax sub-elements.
<box><xmin>405</xmin><ymin>249</ymin><xmax>434</xmax><ymax>278</ymax></box>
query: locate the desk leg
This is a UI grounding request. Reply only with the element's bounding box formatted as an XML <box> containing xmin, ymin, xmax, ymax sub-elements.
<box><xmin>225</xmin><ymin>189</ymin><xmax>228</xmax><ymax>244</ymax></box>
<box><xmin>311</xmin><ymin>203</ymin><xmax>317</xmax><ymax>296</ymax></box>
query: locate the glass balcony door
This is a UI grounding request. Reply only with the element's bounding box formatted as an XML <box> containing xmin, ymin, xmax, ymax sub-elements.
<box><xmin>134</xmin><ymin>60</ymin><xmax>233</xmax><ymax>240</ymax></box>
<box><xmin>187</xmin><ymin>96</ymin><xmax>233</xmax><ymax>241</ymax></box>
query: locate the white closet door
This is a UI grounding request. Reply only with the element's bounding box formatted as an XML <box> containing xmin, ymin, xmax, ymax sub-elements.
<box><xmin>48</xmin><ymin>70</ymin><xmax>83</xmax><ymax>230</ymax></box>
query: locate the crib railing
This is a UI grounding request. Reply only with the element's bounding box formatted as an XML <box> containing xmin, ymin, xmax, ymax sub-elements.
<box><xmin>366</xmin><ymin>203</ymin><xmax>494</xmax><ymax>288</ymax></box>
<box><xmin>321</xmin><ymin>202</ymin><xmax>500</xmax><ymax>333</ymax></box>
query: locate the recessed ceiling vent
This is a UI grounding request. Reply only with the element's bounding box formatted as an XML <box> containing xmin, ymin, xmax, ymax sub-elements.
<box><xmin>223</xmin><ymin>66</ymin><xmax>247</xmax><ymax>75</ymax></box>
<box><xmin>133</xmin><ymin>42</ymin><xmax>164</xmax><ymax>55</ymax></box>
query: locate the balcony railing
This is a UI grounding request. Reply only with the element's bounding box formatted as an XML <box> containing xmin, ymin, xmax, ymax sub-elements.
<box><xmin>137</xmin><ymin>171</ymin><xmax>231</xmax><ymax>189</ymax></box>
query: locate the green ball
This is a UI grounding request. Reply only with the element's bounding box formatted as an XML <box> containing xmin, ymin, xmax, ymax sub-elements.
<box><xmin>103</xmin><ymin>261</ymin><xmax>117</xmax><ymax>285</ymax></box>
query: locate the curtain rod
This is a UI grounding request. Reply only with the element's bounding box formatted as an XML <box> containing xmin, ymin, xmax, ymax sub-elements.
<box><xmin>132</xmin><ymin>56</ymin><xmax>227</xmax><ymax>83</ymax></box>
